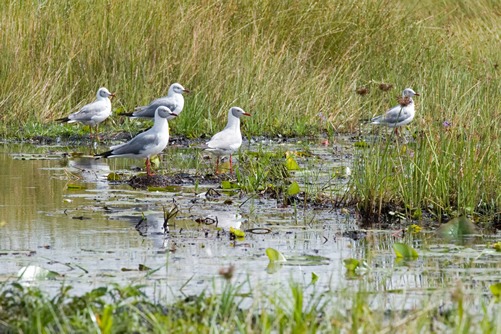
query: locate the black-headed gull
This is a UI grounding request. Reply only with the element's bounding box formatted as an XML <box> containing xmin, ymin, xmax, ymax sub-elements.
<box><xmin>371</xmin><ymin>88</ymin><xmax>419</xmax><ymax>134</ymax></box>
<box><xmin>205</xmin><ymin>107</ymin><xmax>251</xmax><ymax>174</ymax></box>
<box><xmin>56</xmin><ymin>87</ymin><xmax>115</xmax><ymax>139</ymax></box>
<box><xmin>96</xmin><ymin>106</ymin><xmax>177</xmax><ymax>176</ymax></box>
<box><xmin>123</xmin><ymin>83</ymin><xmax>190</xmax><ymax>119</ymax></box>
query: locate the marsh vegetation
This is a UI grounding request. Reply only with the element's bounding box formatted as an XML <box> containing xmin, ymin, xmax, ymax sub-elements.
<box><xmin>1</xmin><ymin>0</ymin><xmax>501</xmax><ymax>332</ymax></box>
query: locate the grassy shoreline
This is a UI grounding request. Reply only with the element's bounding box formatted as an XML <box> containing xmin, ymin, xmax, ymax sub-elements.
<box><xmin>1</xmin><ymin>279</ymin><xmax>499</xmax><ymax>333</ymax></box>
<box><xmin>0</xmin><ymin>0</ymin><xmax>501</xmax><ymax>227</ymax></box>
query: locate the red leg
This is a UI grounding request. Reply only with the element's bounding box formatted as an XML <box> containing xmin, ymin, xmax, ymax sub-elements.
<box><xmin>215</xmin><ymin>157</ymin><xmax>220</xmax><ymax>175</ymax></box>
<box><xmin>229</xmin><ymin>154</ymin><xmax>233</xmax><ymax>174</ymax></box>
<box><xmin>146</xmin><ymin>158</ymin><xmax>154</xmax><ymax>176</ymax></box>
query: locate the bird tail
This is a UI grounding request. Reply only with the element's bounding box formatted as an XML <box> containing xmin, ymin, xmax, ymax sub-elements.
<box><xmin>94</xmin><ymin>150</ymin><xmax>113</xmax><ymax>159</ymax></box>
<box><xmin>370</xmin><ymin>115</ymin><xmax>382</xmax><ymax>124</ymax></box>
<box><xmin>55</xmin><ymin>117</ymin><xmax>70</xmax><ymax>123</ymax></box>
<box><xmin>118</xmin><ymin>112</ymin><xmax>134</xmax><ymax>117</ymax></box>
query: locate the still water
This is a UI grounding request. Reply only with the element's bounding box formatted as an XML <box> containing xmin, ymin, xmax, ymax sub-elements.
<box><xmin>0</xmin><ymin>140</ymin><xmax>500</xmax><ymax>309</ymax></box>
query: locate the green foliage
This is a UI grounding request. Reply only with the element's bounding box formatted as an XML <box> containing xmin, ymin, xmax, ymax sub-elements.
<box><xmin>235</xmin><ymin>147</ymin><xmax>291</xmax><ymax>193</ymax></box>
<box><xmin>0</xmin><ymin>280</ymin><xmax>500</xmax><ymax>332</ymax></box>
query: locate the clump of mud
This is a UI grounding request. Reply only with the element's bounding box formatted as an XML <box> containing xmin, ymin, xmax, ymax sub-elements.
<box><xmin>128</xmin><ymin>172</ymin><xmax>232</xmax><ymax>189</ymax></box>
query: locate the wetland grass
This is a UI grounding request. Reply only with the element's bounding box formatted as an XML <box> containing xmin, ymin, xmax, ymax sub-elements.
<box><xmin>1</xmin><ymin>280</ymin><xmax>499</xmax><ymax>333</ymax></box>
<box><xmin>1</xmin><ymin>1</ymin><xmax>499</xmax><ymax>215</ymax></box>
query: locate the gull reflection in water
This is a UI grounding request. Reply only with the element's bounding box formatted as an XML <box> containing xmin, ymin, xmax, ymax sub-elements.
<box><xmin>67</xmin><ymin>156</ymin><xmax>111</xmax><ymax>189</ymax></box>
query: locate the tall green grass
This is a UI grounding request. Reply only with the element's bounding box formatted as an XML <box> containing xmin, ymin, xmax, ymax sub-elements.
<box><xmin>1</xmin><ymin>0</ymin><xmax>500</xmax><ymax>221</ymax></box>
<box><xmin>1</xmin><ymin>0</ymin><xmax>499</xmax><ymax>137</ymax></box>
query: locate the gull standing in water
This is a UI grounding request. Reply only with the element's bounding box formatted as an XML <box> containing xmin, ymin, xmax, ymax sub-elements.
<box><xmin>205</xmin><ymin>107</ymin><xmax>251</xmax><ymax>174</ymax></box>
<box><xmin>122</xmin><ymin>83</ymin><xmax>190</xmax><ymax>119</ymax></box>
<box><xmin>96</xmin><ymin>106</ymin><xmax>177</xmax><ymax>176</ymax></box>
<box><xmin>371</xmin><ymin>88</ymin><xmax>419</xmax><ymax>135</ymax></box>
<box><xmin>56</xmin><ymin>87</ymin><xmax>115</xmax><ymax>139</ymax></box>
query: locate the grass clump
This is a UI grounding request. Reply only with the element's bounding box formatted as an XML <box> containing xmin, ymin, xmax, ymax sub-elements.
<box><xmin>351</xmin><ymin>114</ymin><xmax>500</xmax><ymax>224</ymax></box>
<box><xmin>0</xmin><ymin>280</ymin><xmax>500</xmax><ymax>333</ymax></box>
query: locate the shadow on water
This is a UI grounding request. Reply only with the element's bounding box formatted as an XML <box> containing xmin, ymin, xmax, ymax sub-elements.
<box><xmin>0</xmin><ymin>140</ymin><xmax>500</xmax><ymax>312</ymax></box>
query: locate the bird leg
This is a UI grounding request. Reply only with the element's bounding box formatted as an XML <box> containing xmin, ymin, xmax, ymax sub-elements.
<box><xmin>229</xmin><ymin>154</ymin><xmax>233</xmax><ymax>174</ymax></box>
<box><xmin>95</xmin><ymin>124</ymin><xmax>100</xmax><ymax>142</ymax></box>
<box><xmin>146</xmin><ymin>158</ymin><xmax>154</xmax><ymax>177</ymax></box>
<box><xmin>215</xmin><ymin>157</ymin><xmax>220</xmax><ymax>175</ymax></box>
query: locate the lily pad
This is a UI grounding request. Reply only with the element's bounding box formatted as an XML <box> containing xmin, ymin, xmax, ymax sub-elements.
<box><xmin>67</xmin><ymin>184</ymin><xmax>87</xmax><ymax>190</ymax></box>
<box><xmin>147</xmin><ymin>185</ymin><xmax>181</xmax><ymax>192</ymax></box>
<box><xmin>285</xmin><ymin>156</ymin><xmax>300</xmax><ymax>171</ymax></box>
<box><xmin>221</xmin><ymin>180</ymin><xmax>239</xmax><ymax>190</ymax></box>
<box><xmin>265</xmin><ymin>248</ymin><xmax>287</xmax><ymax>262</ymax></box>
<box><xmin>107</xmin><ymin>172</ymin><xmax>126</xmax><ymax>181</ymax></box>
<box><xmin>343</xmin><ymin>258</ymin><xmax>360</xmax><ymax>271</ymax></box>
<box><xmin>311</xmin><ymin>272</ymin><xmax>319</xmax><ymax>284</ymax></box>
<box><xmin>287</xmin><ymin>181</ymin><xmax>300</xmax><ymax>196</ymax></box>
<box><xmin>436</xmin><ymin>216</ymin><xmax>478</xmax><ymax>239</ymax></box>
<box><xmin>230</xmin><ymin>227</ymin><xmax>245</xmax><ymax>239</ymax></box>
<box><xmin>393</xmin><ymin>243</ymin><xmax>419</xmax><ymax>259</ymax></box>
<box><xmin>490</xmin><ymin>283</ymin><xmax>501</xmax><ymax>299</ymax></box>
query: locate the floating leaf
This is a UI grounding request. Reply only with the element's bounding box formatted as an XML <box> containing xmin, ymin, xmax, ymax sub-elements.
<box><xmin>285</xmin><ymin>150</ymin><xmax>312</xmax><ymax>158</ymax></box>
<box><xmin>408</xmin><ymin>224</ymin><xmax>422</xmax><ymax>234</ymax></box>
<box><xmin>490</xmin><ymin>283</ymin><xmax>501</xmax><ymax>299</ymax></box>
<box><xmin>343</xmin><ymin>258</ymin><xmax>360</xmax><ymax>271</ymax></box>
<box><xmin>311</xmin><ymin>272</ymin><xmax>319</xmax><ymax>284</ymax></box>
<box><xmin>285</xmin><ymin>156</ymin><xmax>300</xmax><ymax>171</ymax></box>
<box><xmin>265</xmin><ymin>248</ymin><xmax>287</xmax><ymax>262</ymax></box>
<box><xmin>287</xmin><ymin>181</ymin><xmax>300</xmax><ymax>196</ymax></box>
<box><xmin>491</xmin><ymin>242</ymin><xmax>501</xmax><ymax>252</ymax></box>
<box><xmin>229</xmin><ymin>227</ymin><xmax>245</xmax><ymax>239</ymax></box>
<box><xmin>221</xmin><ymin>181</ymin><xmax>238</xmax><ymax>189</ymax></box>
<box><xmin>147</xmin><ymin>185</ymin><xmax>181</xmax><ymax>192</ymax></box>
<box><xmin>436</xmin><ymin>216</ymin><xmax>478</xmax><ymax>239</ymax></box>
<box><xmin>67</xmin><ymin>184</ymin><xmax>87</xmax><ymax>190</ymax></box>
<box><xmin>138</xmin><ymin>264</ymin><xmax>151</xmax><ymax>271</ymax></box>
<box><xmin>354</xmin><ymin>141</ymin><xmax>369</xmax><ymax>148</ymax></box>
<box><xmin>393</xmin><ymin>243</ymin><xmax>419</xmax><ymax>259</ymax></box>
<box><xmin>18</xmin><ymin>265</ymin><xmax>60</xmax><ymax>281</ymax></box>
<box><xmin>107</xmin><ymin>172</ymin><xmax>125</xmax><ymax>181</ymax></box>
<box><xmin>266</xmin><ymin>261</ymin><xmax>284</xmax><ymax>274</ymax></box>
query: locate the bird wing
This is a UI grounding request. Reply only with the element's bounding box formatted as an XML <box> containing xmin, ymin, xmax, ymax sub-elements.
<box><xmin>111</xmin><ymin>132</ymin><xmax>160</xmax><ymax>156</ymax></box>
<box><xmin>133</xmin><ymin>96</ymin><xmax>178</xmax><ymax>118</ymax></box>
<box><xmin>380</xmin><ymin>105</ymin><xmax>411</xmax><ymax>124</ymax></box>
<box><xmin>70</xmin><ymin>100</ymin><xmax>107</xmax><ymax>121</ymax></box>
<box><xmin>207</xmin><ymin>129</ymin><xmax>241</xmax><ymax>150</ymax></box>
